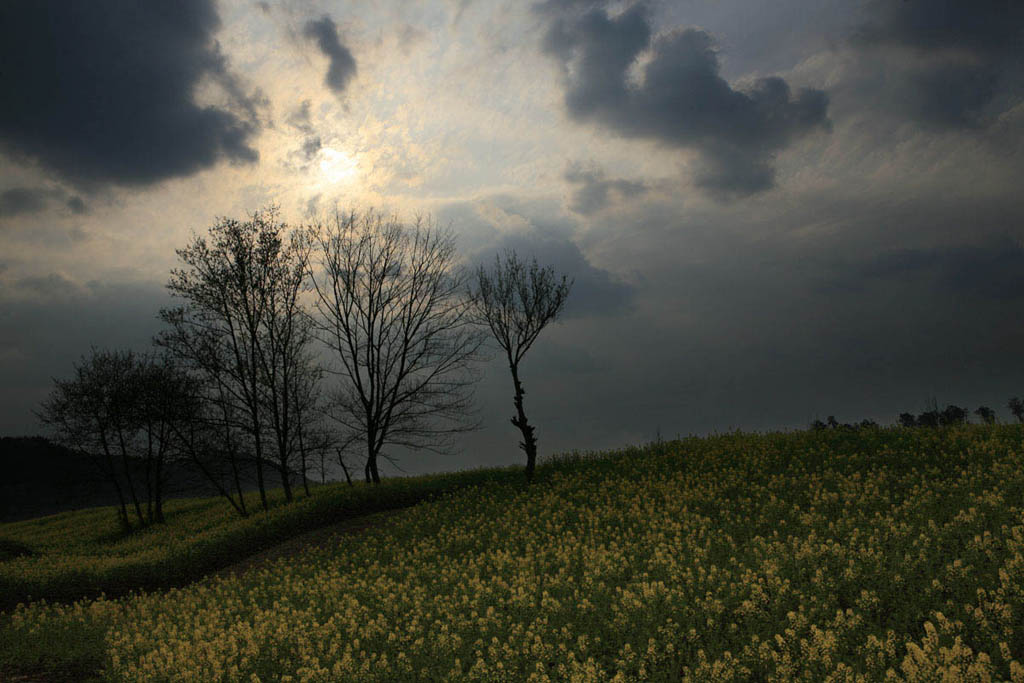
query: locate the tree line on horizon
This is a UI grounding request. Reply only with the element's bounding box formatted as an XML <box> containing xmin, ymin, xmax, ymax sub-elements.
<box><xmin>811</xmin><ymin>396</ymin><xmax>1024</xmax><ymax>432</ymax></box>
<box><xmin>37</xmin><ymin>207</ymin><xmax>572</xmax><ymax>531</ymax></box>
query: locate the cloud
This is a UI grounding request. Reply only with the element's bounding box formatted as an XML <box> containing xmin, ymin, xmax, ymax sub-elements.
<box><xmin>538</xmin><ymin>2</ymin><xmax>830</xmax><ymax>196</ymax></box>
<box><xmin>0</xmin><ymin>187</ymin><xmax>55</xmax><ymax>218</ymax></box>
<box><xmin>303</xmin><ymin>16</ymin><xmax>358</xmax><ymax>94</ymax></box>
<box><xmin>0</xmin><ymin>0</ymin><xmax>261</xmax><ymax>191</ymax></box>
<box><xmin>0</xmin><ymin>186</ymin><xmax>90</xmax><ymax>220</ymax></box>
<box><xmin>66</xmin><ymin>196</ymin><xmax>88</xmax><ymax>215</ymax></box>
<box><xmin>445</xmin><ymin>196</ymin><xmax>636</xmax><ymax>319</ymax></box>
<box><xmin>857</xmin><ymin>238</ymin><xmax>1024</xmax><ymax>301</ymax></box>
<box><xmin>564</xmin><ymin>161</ymin><xmax>646</xmax><ymax>215</ymax></box>
<box><xmin>856</xmin><ymin>0</ymin><xmax>1022</xmax><ymax>55</ymax></box>
<box><xmin>284</xmin><ymin>101</ymin><xmax>324</xmax><ymax>168</ymax></box>
<box><xmin>851</xmin><ymin>0</ymin><xmax>1024</xmax><ymax>128</ymax></box>
<box><xmin>12</xmin><ymin>273</ymin><xmax>85</xmax><ymax>299</ymax></box>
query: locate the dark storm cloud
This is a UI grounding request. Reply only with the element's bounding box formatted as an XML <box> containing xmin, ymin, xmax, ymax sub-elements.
<box><xmin>303</xmin><ymin>16</ymin><xmax>358</xmax><ymax>94</ymax></box>
<box><xmin>564</xmin><ymin>161</ymin><xmax>646</xmax><ymax>215</ymax></box>
<box><xmin>538</xmin><ymin>2</ymin><xmax>830</xmax><ymax>195</ymax></box>
<box><xmin>853</xmin><ymin>0</ymin><xmax>1024</xmax><ymax>128</ymax></box>
<box><xmin>859</xmin><ymin>238</ymin><xmax>1024</xmax><ymax>301</ymax></box>
<box><xmin>0</xmin><ymin>0</ymin><xmax>260</xmax><ymax>190</ymax></box>
<box><xmin>0</xmin><ymin>188</ymin><xmax>55</xmax><ymax>218</ymax></box>
<box><xmin>856</xmin><ymin>0</ymin><xmax>1022</xmax><ymax>55</ymax></box>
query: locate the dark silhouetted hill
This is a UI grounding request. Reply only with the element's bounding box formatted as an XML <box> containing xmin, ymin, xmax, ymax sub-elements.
<box><xmin>0</xmin><ymin>436</ymin><xmax>290</xmax><ymax>522</ymax></box>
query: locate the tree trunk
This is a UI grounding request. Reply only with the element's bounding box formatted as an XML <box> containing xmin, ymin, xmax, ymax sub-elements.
<box><xmin>279</xmin><ymin>458</ymin><xmax>292</xmax><ymax>502</ymax></box>
<box><xmin>231</xmin><ymin>451</ymin><xmax>248</xmax><ymax>517</ymax></box>
<box><xmin>337</xmin><ymin>449</ymin><xmax>353</xmax><ymax>486</ymax></box>
<box><xmin>97</xmin><ymin>427</ymin><xmax>131</xmax><ymax>532</ymax></box>
<box><xmin>144</xmin><ymin>427</ymin><xmax>154</xmax><ymax>524</ymax></box>
<box><xmin>509</xmin><ymin>362</ymin><xmax>538</xmax><ymax>482</ymax></box>
<box><xmin>254</xmin><ymin>450</ymin><xmax>268</xmax><ymax>510</ymax></box>
<box><xmin>153</xmin><ymin>426</ymin><xmax>165</xmax><ymax>524</ymax></box>
<box><xmin>364</xmin><ymin>434</ymin><xmax>381</xmax><ymax>484</ymax></box>
<box><xmin>221</xmin><ymin>414</ymin><xmax>248</xmax><ymax>517</ymax></box>
<box><xmin>299</xmin><ymin>427</ymin><xmax>310</xmax><ymax>496</ymax></box>
<box><xmin>117</xmin><ymin>427</ymin><xmax>146</xmax><ymax>525</ymax></box>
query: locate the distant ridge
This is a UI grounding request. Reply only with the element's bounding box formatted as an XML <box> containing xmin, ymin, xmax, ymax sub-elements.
<box><xmin>0</xmin><ymin>436</ymin><xmax>287</xmax><ymax>522</ymax></box>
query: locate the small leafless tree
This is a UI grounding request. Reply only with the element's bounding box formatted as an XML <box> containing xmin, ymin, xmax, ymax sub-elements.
<box><xmin>471</xmin><ymin>251</ymin><xmax>572</xmax><ymax>482</ymax></box>
<box><xmin>38</xmin><ymin>349</ymin><xmax>192</xmax><ymax>529</ymax></box>
<box><xmin>307</xmin><ymin>209</ymin><xmax>485</xmax><ymax>483</ymax></box>
<box><xmin>39</xmin><ymin>349</ymin><xmax>136</xmax><ymax>531</ymax></box>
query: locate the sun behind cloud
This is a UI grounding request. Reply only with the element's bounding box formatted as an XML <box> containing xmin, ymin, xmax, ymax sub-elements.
<box><xmin>318</xmin><ymin>146</ymin><xmax>359</xmax><ymax>186</ymax></box>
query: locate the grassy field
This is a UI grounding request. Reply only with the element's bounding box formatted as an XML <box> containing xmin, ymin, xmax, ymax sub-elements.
<box><xmin>3</xmin><ymin>425</ymin><xmax>1024</xmax><ymax>681</ymax></box>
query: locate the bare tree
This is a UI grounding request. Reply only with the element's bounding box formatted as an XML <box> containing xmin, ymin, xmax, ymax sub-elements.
<box><xmin>38</xmin><ymin>349</ymin><xmax>136</xmax><ymax>531</ymax></box>
<box><xmin>471</xmin><ymin>251</ymin><xmax>572</xmax><ymax>482</ymax></box>
<box><xmin>131</xmin><ymin>354</ymin><xmax>199</xmax><ymax>524</ymax></box>
<box><xmin>307</xmin><ymin>209</ymin><xmax>485</xmax><ymax>484</ymax></box>
<box><xmin>157</xmin><ymin>207</ymin><xmax>317</xmax><ymax>509</ymax></box>
<box><xmin>1009</xmin><ymin>397</ymin><xmax>1024</xmax><ymax>423</ymax></box>
<box><xmin>37</xmin><ymin>349</ymin><xmax>191</xmax><ymax>529</ymax></box>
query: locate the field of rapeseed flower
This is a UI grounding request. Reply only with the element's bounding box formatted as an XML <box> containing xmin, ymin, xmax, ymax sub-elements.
<box><xmin>0</xmin><ymin>467</ymin><xmax>522</xmax><ymax>610</ymax></box>
<box><xmin>4</xmin><ymin>425</ymin><xmax>1024</xmax><ymax>681</ymax></box>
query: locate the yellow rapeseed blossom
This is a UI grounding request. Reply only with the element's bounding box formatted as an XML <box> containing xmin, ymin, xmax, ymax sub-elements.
<box><xmin>3</xmin><ymin>425</ymin><xmax>1024</xmax><ymax>680</ymax></box>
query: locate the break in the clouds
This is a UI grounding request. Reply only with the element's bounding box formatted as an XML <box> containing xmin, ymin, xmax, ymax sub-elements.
<box><xmin>303</xmin><ymin>16</ymin><xmax>358</xmax><ymax>95</ymax></box>
<box><xmin>852</xmin><ymin>0</ymin><xmax>1024</xmax><ymax>129</ymax></box>
<box><xmin>0</xmin><ymin>0</ymin><xmax>260</xmax><ymax>191</ymax></box>
<box><xmin>538</xmin><ymin>1</ymin><xmax>830</xmax><ymax>196</ymax></box>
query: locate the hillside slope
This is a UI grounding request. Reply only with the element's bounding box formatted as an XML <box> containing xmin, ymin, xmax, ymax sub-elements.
<box><xmin>4</xmin><ymin>426</ymin><xmax>1024</xmax><ymax>681</ymax></box>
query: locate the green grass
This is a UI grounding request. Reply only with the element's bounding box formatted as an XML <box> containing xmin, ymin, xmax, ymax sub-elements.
<box><xmin>3</xmin><ymin>425</ymin><xmax>1024</xmax><ymax>680</ymax></box>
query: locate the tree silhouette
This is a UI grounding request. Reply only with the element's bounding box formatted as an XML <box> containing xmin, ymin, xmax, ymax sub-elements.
<box><xmin>898</xmin><ymin>412</ymin><xmax>918</xmax><ymax>428</ymax></box>
<box><xmin>1009</xmin><ymin>397</ymin><xmax>1024</xmax><ymax>423</ymax></box>
<box><xmin>307</xmin><ymin>210</ymin><xmax>485</xmax><ymax>484</ymax></box>
<box><xmin>939</xmin><ymin>404</ymin><xmax>967</xmax><ymax>426</ymax></box>
<box><xmin>974</xmin><ymin>406</ymin><xmax>996</xmax><ymax>424</ymax></box>
<box><xmin>158</xmin><ymin>207</ymin><xmax>316</xmax><ymax>508</ymax></box>
<box><xmin>37</xmin><ymin>349</ymin><xmax>193</xmax><ymax>529</ymax></box>
<box><xmin>471</xmin><ymin>250</ymin><xmax>572</xmax><ymax>482</ymax></box>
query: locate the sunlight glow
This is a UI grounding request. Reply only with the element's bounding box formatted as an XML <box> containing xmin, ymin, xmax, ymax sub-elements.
<box><xmin>319</xmin><ymin>147</ymin><xmax>359</xmax><ymax>185</ymax></box>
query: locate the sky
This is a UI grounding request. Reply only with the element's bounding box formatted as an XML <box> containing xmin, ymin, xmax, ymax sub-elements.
<box><xmin>1</xmin><ymin>0</ymin><xmax>1023</xmax><ymax>478</ymax></box>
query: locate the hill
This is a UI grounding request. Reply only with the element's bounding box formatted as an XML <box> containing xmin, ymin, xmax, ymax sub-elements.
<box><xmin>1</xmin><ymin>436</ymin><xmax>113</xmax><ymax>522</ymax></box>
<box><xmin>3</xmin><ymin>425</ymin><xmax>1024</xmax><ymax>681</ymax></box>
<box><xmin>0</xmin><ymin>435</ymin><xmax>291</xmax><ymax>523</ymax></box>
